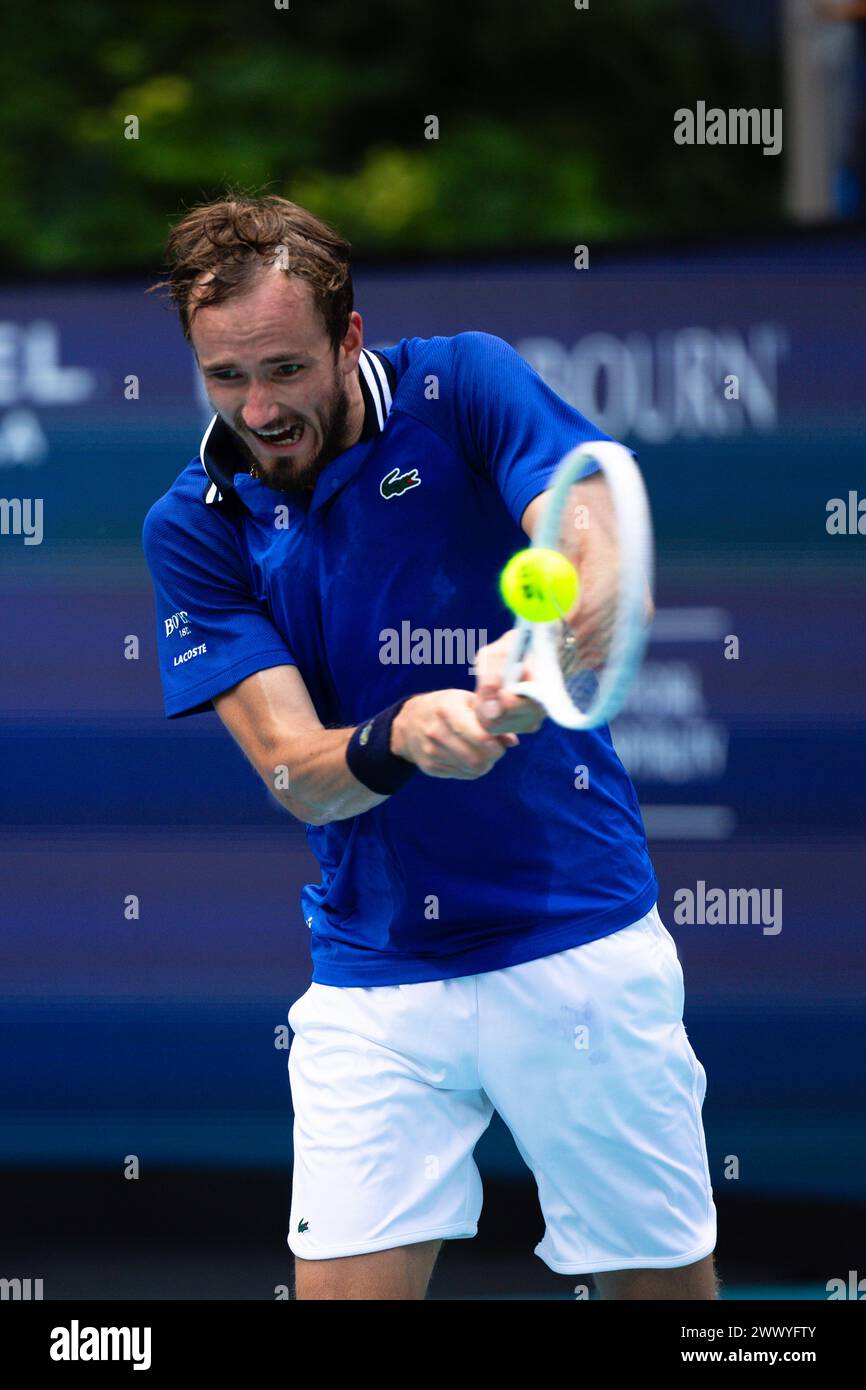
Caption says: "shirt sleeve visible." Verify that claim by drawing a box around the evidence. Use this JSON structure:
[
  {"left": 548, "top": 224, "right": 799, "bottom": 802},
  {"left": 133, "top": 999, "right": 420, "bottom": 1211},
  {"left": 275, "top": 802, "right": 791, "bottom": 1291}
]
[
  {"left": 142, "top": 492, "right": 297, "bottom": 719},
  {"left": 452, "top": 331, "right": 611, "bottom": 529}
]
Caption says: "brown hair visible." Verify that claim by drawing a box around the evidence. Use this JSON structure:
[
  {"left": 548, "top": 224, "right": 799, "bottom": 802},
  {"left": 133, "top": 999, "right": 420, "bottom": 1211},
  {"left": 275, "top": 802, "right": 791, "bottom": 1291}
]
[{"left": 148, "top": 192, "right": 354, "bottom": 352}]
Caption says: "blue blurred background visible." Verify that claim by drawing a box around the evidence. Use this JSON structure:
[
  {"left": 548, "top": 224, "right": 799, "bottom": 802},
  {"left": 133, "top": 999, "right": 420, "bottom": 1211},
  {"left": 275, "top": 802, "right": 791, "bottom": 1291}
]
[{"left": 1, "top": 0, "right": 865, "bottom": 1299}]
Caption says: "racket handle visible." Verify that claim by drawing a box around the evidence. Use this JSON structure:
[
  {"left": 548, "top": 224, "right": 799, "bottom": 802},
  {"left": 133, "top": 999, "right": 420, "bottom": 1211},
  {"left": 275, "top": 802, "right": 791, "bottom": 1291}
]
[
  {"left": 502, "top": 623, "right": 533, "bottom": 691},
  {"left": 508, "top": 679, "right": 540, "bottom": 700}
]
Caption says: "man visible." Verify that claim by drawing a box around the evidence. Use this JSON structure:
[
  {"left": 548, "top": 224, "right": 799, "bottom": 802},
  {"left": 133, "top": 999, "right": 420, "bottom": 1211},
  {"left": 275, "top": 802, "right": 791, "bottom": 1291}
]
[{"left": 143, "top": 194, "right": 717, "bottom": 1300}]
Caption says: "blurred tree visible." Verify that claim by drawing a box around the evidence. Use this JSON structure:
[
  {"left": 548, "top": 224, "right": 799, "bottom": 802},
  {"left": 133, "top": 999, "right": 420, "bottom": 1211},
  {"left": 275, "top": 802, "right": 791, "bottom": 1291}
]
[{"left": 0, "top": 0, "right": 780, "bottom": 270}]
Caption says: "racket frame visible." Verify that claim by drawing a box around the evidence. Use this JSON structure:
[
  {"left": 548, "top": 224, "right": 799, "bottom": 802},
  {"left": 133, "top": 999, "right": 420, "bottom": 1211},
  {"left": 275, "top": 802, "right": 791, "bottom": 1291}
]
[{"left": 502, "top": 440, "right": 654, "bottom": 729}]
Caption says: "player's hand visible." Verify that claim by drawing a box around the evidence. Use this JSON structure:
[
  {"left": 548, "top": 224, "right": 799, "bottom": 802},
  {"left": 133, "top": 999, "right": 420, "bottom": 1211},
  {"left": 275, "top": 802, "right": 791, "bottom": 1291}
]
[
  {"left": 391, "top": 689, "right": 518, "bottom": 779},
  {"left": 471, "top": 630, "right": 547, "bottom": 736}
]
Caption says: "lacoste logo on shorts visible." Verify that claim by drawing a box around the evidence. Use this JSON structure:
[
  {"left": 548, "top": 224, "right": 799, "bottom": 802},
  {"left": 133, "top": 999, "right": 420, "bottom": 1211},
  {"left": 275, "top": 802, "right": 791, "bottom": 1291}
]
[{"left": 297, "top": 1218, "right": 309, "bottom": 1233}]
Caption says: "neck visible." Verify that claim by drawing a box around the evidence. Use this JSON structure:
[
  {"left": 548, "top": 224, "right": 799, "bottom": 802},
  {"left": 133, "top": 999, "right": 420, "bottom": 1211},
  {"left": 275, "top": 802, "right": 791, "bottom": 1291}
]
[{"left": 342, "top": 362, "right": 366, "bottom": 450}]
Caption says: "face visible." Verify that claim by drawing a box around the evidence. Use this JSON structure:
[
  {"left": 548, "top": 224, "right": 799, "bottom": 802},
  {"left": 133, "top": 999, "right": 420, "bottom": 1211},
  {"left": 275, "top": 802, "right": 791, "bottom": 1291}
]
[{"left": 190, "top": 266, "right": 364, "bottom": 495}]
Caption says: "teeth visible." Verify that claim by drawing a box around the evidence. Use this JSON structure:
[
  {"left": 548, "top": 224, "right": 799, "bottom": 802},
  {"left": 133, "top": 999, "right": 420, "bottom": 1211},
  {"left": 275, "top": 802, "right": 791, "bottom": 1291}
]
[{"left": 256, "top": 424, "right": 302, "bottom": 441}]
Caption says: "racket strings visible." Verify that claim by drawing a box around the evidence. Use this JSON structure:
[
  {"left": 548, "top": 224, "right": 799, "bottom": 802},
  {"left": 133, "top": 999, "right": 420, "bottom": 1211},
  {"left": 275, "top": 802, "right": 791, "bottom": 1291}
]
[
  {"left": 510, "top": 441, "right": 652, "bottom": 728},
  {"left": 553, "top": 504, "right": 620, "bottom": 694}
]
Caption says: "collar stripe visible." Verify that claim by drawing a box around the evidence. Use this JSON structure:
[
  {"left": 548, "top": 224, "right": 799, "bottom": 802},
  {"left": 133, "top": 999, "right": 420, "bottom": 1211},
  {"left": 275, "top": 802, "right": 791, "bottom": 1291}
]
[
  {"left": 199, "top": 416, "right": 224, "bottom": 504},
  {"left": 364, "top": 348, "right": 393, "bottom": 415},
  {"left": 358, "top": 351, "right": 385, "bottom": 431}
]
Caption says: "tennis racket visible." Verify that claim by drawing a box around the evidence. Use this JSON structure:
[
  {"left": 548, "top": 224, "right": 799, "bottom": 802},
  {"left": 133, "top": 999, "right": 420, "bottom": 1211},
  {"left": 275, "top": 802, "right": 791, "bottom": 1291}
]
[{"left": 501, "top": 440, "right": 654, "bottom": 729}]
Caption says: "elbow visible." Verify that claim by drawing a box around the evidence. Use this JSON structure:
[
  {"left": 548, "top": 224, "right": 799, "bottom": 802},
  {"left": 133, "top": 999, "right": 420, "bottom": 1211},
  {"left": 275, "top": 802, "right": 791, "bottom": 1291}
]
[
  {"left": 271, "top": 787, "right": 332, "bottom": 827},
  {"left": 283, "top": 793, "right": 362, "bottom": 827},
  {"left": 270, "top": 782, "right": 336, "bottom": 827},
  {"left": 294, "top": 803, "right": 332, "bottom": 828}
]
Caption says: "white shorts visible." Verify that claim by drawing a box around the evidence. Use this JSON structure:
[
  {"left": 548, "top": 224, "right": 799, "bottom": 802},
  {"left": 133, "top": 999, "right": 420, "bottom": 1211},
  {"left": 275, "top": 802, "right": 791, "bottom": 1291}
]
[{"left": 286, "top": 903, "right": 717, "bottom": 1273}]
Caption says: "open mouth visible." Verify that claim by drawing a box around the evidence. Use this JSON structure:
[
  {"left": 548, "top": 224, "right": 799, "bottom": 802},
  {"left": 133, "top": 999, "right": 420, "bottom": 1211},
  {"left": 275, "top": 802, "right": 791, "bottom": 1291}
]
[{"left": 248, "top": 422, "right": 306, "bottom": 451}]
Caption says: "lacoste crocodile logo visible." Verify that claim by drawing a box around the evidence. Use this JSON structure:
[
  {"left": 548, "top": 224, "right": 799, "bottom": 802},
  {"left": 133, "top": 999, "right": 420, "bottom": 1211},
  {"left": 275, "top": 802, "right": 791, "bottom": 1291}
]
[
  {"left": 298, "top": 1218, "right": 309, "bottom": 1233},
  {"left": 380, "top": 466, "right": 421, "bottom": 499}
]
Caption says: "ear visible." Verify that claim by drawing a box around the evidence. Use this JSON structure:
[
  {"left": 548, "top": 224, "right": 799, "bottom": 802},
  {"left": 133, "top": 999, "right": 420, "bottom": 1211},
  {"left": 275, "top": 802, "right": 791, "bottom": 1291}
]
[{"left": 339, "top": 311, "right": 363, "bottom": 371}]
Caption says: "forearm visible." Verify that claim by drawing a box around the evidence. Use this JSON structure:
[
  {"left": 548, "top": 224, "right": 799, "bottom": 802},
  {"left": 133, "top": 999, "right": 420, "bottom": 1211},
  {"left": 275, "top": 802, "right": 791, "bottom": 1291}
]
[
  {"left": 570, "top": 468, "right": 653, "bottom": 624},
  {"left": 276, "top": 689, "right": 515, "bottom": 820},
  {"left": 270, "top": 725, "right": 391, "bottom": 825}
]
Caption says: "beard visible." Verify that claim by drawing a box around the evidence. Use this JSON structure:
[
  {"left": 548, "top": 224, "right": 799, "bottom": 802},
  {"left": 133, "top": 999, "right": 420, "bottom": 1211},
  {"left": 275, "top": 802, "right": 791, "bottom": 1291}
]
[{"left": 233, "top": 373, "right": 351, "bottom": 497}]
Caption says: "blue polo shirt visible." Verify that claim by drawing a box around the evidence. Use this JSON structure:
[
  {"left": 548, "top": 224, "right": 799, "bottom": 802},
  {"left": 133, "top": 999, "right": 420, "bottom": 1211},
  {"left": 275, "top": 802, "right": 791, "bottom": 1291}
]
[{"left": 142, "top": 332, "right": 657, "bottom": 985}]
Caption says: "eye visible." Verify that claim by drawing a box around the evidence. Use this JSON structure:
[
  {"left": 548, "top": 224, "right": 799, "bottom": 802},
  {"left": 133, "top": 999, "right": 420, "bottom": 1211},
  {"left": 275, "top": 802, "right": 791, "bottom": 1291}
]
[
  {"left": 274, "top": 364, "right": 302, "bottom": 376},
  {"left": 209, "top": 370, "right": 242, "bottom": 382}
]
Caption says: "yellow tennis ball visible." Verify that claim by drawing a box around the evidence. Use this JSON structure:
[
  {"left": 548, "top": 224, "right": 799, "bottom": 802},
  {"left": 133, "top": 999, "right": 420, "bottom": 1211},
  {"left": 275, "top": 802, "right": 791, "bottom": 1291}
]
[{"left": 500, "top": 547, "right": 580, "bottom": 622}]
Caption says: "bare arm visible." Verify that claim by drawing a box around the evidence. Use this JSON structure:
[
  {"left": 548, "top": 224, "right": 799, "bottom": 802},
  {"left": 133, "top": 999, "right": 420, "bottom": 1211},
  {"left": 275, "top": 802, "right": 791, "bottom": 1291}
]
[
  {"left": 213, "top": 664, "right": 388, "bottom": 825},
  {"left": 213, "top": 663, "right": 517, "bottom": 827},
  {"left": 474, "top": 468, "right": 651, "bottom": 733}
]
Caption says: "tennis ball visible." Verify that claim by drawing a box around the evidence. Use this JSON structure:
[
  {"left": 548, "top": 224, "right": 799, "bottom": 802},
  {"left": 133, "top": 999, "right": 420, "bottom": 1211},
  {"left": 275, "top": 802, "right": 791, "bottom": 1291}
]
[{"left": 500, "top": 547, "right": 580, "bottom": 622}]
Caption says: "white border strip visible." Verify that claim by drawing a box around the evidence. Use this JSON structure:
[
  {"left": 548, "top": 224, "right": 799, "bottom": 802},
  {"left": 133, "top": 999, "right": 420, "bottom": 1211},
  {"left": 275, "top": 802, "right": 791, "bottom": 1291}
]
[
  {"left": 199, "top": 414, "right": 223, "bottom": 503},
  {"left": 358, "top": 351, "right": 386, "bottom": 430}
]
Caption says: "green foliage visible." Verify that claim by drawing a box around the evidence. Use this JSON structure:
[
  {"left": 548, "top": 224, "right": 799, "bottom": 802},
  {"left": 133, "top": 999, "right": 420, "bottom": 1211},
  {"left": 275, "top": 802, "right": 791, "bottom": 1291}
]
[{"left": 0, "top": 0, "right": 780, "bottom": 270}]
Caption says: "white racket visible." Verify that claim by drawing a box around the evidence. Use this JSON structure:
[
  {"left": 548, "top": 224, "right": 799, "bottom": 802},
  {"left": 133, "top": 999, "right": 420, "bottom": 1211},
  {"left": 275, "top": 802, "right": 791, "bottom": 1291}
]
[{"left": 501, "top": 440, "right": 654, "bottom": 729}]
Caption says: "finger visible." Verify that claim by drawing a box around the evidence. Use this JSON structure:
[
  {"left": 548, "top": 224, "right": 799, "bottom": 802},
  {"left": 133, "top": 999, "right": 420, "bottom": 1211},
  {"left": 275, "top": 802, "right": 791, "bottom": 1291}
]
[
  {"left": 478, "top": 691, "right": 546, "bottom": 735},
  {"left": 473, "top": 633, "right": 522, "bottom": 719},
  {"left": 474, "top": 666, "right": 507, "bottom": 724},
  {"left": 433, "top": 703, "right": 510, "bottom": 771},
  {"left": 425, "top": 719, "right": 518, "bottom": 775},
  {"left": 424, "top": 742, "right": 506, "bottom": 778},
  {"left": 444, "top": 719, "right": 508, "bottom": 767},
  {"left": 475, "top": 679, "right": 524, "bottom": 728}
]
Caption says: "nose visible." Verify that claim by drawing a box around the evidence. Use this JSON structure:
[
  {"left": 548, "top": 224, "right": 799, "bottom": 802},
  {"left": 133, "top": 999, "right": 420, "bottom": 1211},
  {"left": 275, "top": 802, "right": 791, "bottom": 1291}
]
[{"left": 241, "top": 381, "right": 281, "bottom": 432}]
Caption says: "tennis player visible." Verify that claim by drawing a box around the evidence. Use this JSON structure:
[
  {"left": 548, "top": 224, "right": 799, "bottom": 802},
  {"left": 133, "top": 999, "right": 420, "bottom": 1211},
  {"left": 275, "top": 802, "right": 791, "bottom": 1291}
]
[{"left": 142, "top": 194, "right": 718, "bottom": 1301}]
